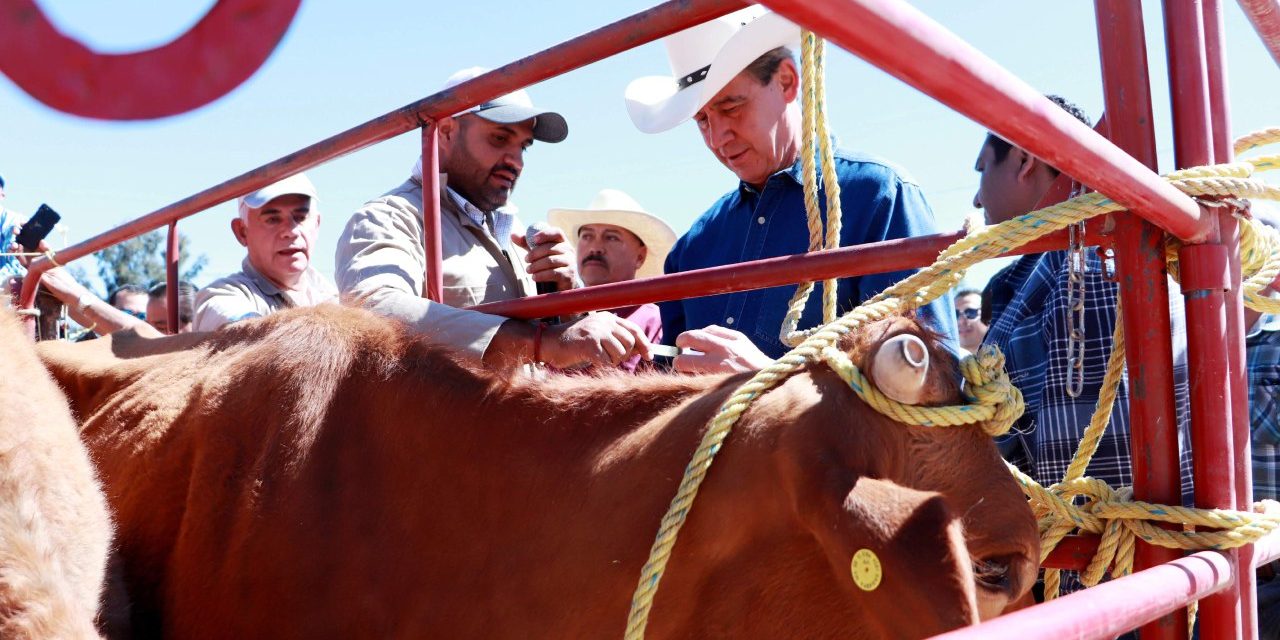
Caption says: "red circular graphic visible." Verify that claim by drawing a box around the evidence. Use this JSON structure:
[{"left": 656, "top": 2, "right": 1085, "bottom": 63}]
[{"left": 0, "top": 0, "right": 302, "bottom": 120}]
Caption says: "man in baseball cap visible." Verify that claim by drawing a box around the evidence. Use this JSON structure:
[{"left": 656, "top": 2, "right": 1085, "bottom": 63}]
[
  {"left": 193, "top": 172, "right": 338, "bottom": 331},
  {"left": 625, "top": 6, "right": 956, "bottom": 373},
  {"left": 336, "top": 67, "right": 653, "bottom": 370}
]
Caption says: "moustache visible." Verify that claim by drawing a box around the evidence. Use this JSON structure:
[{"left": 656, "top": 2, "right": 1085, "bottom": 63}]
[
  {"left": 491, "top": 163, "right": 520, "bottom": 177},
  {"left": 582, "top": 254, "right": 608, "bottom": 267}
]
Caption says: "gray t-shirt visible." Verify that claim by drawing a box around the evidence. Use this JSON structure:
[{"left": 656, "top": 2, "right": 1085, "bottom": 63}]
[{"left": 193, "top": 258, "right": 338, "bottom": 332}]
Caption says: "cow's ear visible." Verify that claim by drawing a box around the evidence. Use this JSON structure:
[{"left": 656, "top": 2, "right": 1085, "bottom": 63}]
[{"left": 795, "top": 476, "right": 980, "bottom": 638}]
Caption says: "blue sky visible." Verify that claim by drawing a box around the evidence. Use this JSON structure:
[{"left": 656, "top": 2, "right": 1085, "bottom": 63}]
[{"left": 2, "top": 0, "right": 1277, "bottom": 294}]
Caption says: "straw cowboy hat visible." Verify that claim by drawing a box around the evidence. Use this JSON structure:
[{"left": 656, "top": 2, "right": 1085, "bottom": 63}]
[
  {"left": 625, "top": 5, "right": 801, "bottom": 134},
  {"left": 547, "top": 189, "right": 677, "bottom": 279}
]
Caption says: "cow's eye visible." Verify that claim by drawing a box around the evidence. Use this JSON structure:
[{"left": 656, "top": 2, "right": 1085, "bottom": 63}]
[{"left": 972, "top": 557, "right": 1011, "bottom": 591}]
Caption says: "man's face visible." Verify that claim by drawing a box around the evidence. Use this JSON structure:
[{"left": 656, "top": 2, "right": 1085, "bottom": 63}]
[
  {"left": 232, "top": 194, "right": 319, "bottom": 288},
  {"left": 955, "top": 292, "right": 988, "bottom": 353},
  {"left": 577, "top": 223, "right": 647, "bottom": 286},
  {"left": 112, "top": 291, "right": 148, "bottom": 317},
  {"left": 443, "top": 116, "right": 535, "bottom": 212},
  {"left": 972, "top": 139, "right": 1044, "bottom": 225},
  {"left": 693, "top": 60, "right": 799, "bottom": 188},
  {"left": 145, "top": 296, "right": 190, "bottom": 334}
]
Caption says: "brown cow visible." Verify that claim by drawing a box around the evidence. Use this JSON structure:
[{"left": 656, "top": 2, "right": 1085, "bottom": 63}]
[
  {"left": 0, "top": 311, "right": 112, "bottom": 638},
  {"left": 37, "top": 304, "right": 1038, "bottom": 639}
]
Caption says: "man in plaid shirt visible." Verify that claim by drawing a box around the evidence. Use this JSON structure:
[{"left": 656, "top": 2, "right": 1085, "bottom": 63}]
[
  {"left": 974, "top": 97, "right": 1194, "bottom": 601},
  {"left": 1243, "top": 206, "right": 1280, "bottom": 636}
]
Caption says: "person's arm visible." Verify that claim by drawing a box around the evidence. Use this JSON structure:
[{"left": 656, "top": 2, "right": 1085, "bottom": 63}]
[
  {"left": 39, "top": 267, "right": 142, "bottom": 335},
  {"left": 336, "top": 200, "right": 649, "bottom": 368},
  {"left": 8, "top": 240, "right": 141, "bottom": 335}
]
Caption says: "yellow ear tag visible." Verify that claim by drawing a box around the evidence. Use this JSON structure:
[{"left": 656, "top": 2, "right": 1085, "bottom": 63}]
[{"left": 851, "top": 548, "right": 882, "bottom": 591}]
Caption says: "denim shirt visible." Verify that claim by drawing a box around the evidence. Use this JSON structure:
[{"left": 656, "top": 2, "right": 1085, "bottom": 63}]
[{"left": 660, "top": 149, "right": 958, "bottom": 359}]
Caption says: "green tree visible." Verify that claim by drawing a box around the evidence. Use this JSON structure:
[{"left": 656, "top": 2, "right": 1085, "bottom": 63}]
[{"left": 95, "top": 229, "right": 207, "bottom": 295}]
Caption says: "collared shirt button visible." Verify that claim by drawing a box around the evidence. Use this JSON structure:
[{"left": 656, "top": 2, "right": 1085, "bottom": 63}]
[
  {"left": 756, "top": 216, "right": 766, "bottom": 225},
  {"left": 726, "top": 317, "right": 735, "bottom": 325}
]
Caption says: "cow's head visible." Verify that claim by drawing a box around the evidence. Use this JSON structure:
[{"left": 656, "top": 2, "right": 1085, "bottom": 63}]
[{"left": 714, "top": 314, "right": 1037, "bottom": 638}]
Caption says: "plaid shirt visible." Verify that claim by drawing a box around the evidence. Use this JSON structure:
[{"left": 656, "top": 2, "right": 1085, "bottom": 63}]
[
  {"left": 1247, "top": 314, "right": 1280, "bottom": 501},
  {"left": 983, "top": 249, "right": 1194, "bottom": 501}
]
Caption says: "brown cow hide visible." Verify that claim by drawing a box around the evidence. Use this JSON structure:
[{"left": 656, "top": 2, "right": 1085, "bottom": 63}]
[
  {"left": 37, "top": 304, "right": 1038, "bottom": 639},
  {"left": 0, "top": 311, "right": 112, "bottom": 638}
]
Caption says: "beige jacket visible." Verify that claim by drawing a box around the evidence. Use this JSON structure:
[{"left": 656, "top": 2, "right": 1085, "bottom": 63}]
[{"left": 335, "top": 175, "right": 534, "bottom": 360}]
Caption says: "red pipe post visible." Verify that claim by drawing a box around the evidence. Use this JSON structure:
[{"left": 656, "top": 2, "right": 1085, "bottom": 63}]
[
  {"left": 15, "top": 0, "right": 750, "bottom": 323},
  {"left": 758, "top": 0, "right": 1212, "bottom": 243},
  {"left": 471, "top": 226, "right": 1093, "bottom": 319},
  {"left": 1094, "top": 4, "right": 1188, "bottom": 638},
  {"left": 1204, "top": 0, "right": 1259, "bottom": 634},
  {"left": 166, "top": 222, "right": 179, "bottom": 334},
  {"left": 1165, "top": 1, "right": 1244, "bottom": 636},
  {"left": 929, "top": 551, "right": 1236, "bottom": 640},
  {"left": 422, "top": 123, "right": 444, "bottom": 303},
  {"left": 1179, "top": 242, "right": 1242, "bottom": 638},
  {"left": 1203, "top": 0, "right": 1234, "bottom": 163},
  {"left": 1238, "top": 0, "right": 1280, "bottom": 67}
]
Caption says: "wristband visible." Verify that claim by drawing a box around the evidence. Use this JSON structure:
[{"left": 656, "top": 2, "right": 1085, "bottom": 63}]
[
  {"left": 533, "top": 322, "right": 546, "bottom": 364},
  {"left": 75, "top": 293, "right": 95, "bottom": 315}
]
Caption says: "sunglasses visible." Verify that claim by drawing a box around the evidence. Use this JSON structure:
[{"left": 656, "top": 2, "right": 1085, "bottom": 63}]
[{"left": 956, "top": 308, "right": 981, "bottom": 321}]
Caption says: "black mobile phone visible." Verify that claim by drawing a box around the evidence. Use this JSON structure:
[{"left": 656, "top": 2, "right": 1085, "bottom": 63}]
[{"left": 15, "top": 204, "right": 61, "bottom": 252}]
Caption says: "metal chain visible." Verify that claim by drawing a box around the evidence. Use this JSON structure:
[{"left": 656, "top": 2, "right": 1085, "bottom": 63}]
[{"left": 1066, "top": 221, "right": 1087, "bottom": 398}]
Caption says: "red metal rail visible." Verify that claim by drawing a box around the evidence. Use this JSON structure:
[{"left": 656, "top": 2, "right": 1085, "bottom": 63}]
[
  {"left": 165, "top": 222, "right": 180, "bottom": 334},
  {"left": 1239, "top": 0, "right": 1280, "bottom": 66},
  {"left": 1094, "top": 4, "right": 1188, "bottom": 636},
  {"left": 1165, "top": 1, "right": 1251, "bottom": 637},
  {"left": 471, "top": 227, "right": 1096, "bottom": 319},
  {"left": 14, "top": 0, "right": 751, "bottom": 320},
  {"left": 758, "top": 0, "right": 1212, "bottom": 244},
  {"left": 930, "top": 551, "right": 1237, "bottom": 640},
  {"left": 1207, "top": 4, "right": 1261, "bottom": 635}
]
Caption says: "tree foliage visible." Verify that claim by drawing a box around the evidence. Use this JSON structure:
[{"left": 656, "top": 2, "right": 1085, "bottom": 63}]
[{"left": 94, "top": 229, "right": 207, "bottom": 295}]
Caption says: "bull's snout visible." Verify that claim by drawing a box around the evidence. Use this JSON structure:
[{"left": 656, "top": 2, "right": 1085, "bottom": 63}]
[{"left": 873, "top": 334, "right": 929, "bottom": 405}]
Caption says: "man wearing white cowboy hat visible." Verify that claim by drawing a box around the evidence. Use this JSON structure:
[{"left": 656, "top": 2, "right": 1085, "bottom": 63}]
[
  {"left": 337, "top": 67, "right": 653, "bottom": 370},
  {"left": 549, "top": 188, "right": 676, "bottom": 372},
  {"left": 194, "top": 173, "right": 338, "bottom": 331},
  {"left": 626, "top": 6, "right": 956, "bottom": 374}
]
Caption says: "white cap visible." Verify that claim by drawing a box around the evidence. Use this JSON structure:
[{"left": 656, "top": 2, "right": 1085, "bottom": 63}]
[
  {"left": 443, "top": 67, "right": 569, "bottom": 143},
  {"left": 238, "top": 173, "right": 317, "bottom": 219}
]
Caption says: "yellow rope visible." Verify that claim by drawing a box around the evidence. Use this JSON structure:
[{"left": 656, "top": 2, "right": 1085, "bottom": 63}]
[
  {"left": 781, "top": 31, "right": 843, "bottom": 348},
  {"left": 624, "top": 77, "right": 1280, "bottom": 639}
]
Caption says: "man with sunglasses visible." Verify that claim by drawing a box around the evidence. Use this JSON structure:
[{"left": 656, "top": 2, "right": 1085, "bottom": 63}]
[{"left": 954, "top": 288, "right": 986, "bottom": 354}]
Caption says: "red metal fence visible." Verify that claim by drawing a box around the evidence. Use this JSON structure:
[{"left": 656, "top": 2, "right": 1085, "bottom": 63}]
[{"left": 15, "top": 0, "right": 1280, "bottom": 638}]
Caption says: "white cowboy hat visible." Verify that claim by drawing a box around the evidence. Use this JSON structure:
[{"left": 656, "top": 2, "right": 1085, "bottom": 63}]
[
  {"left": 625, "top": 6, "right": 801, "bottom": 134},
  {"left": 547, "top": 189, "right": 678, "bottom": 279}
]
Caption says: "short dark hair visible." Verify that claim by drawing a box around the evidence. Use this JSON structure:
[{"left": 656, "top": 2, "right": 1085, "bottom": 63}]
[
  {"left": 107, "top": 284, "right": 148, "bottom": 307},
  {"left": 743, "top": 47, "right": 794, "bottom": 85},
  {"left": 148, "top": 281, "right": 198, "bottom": 324},
  {"left": 956, "top": 288, "right": 982, "bottom": 299},
  {"left": 983, "top": 95, "right": 1092, "bottom": 177}
]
